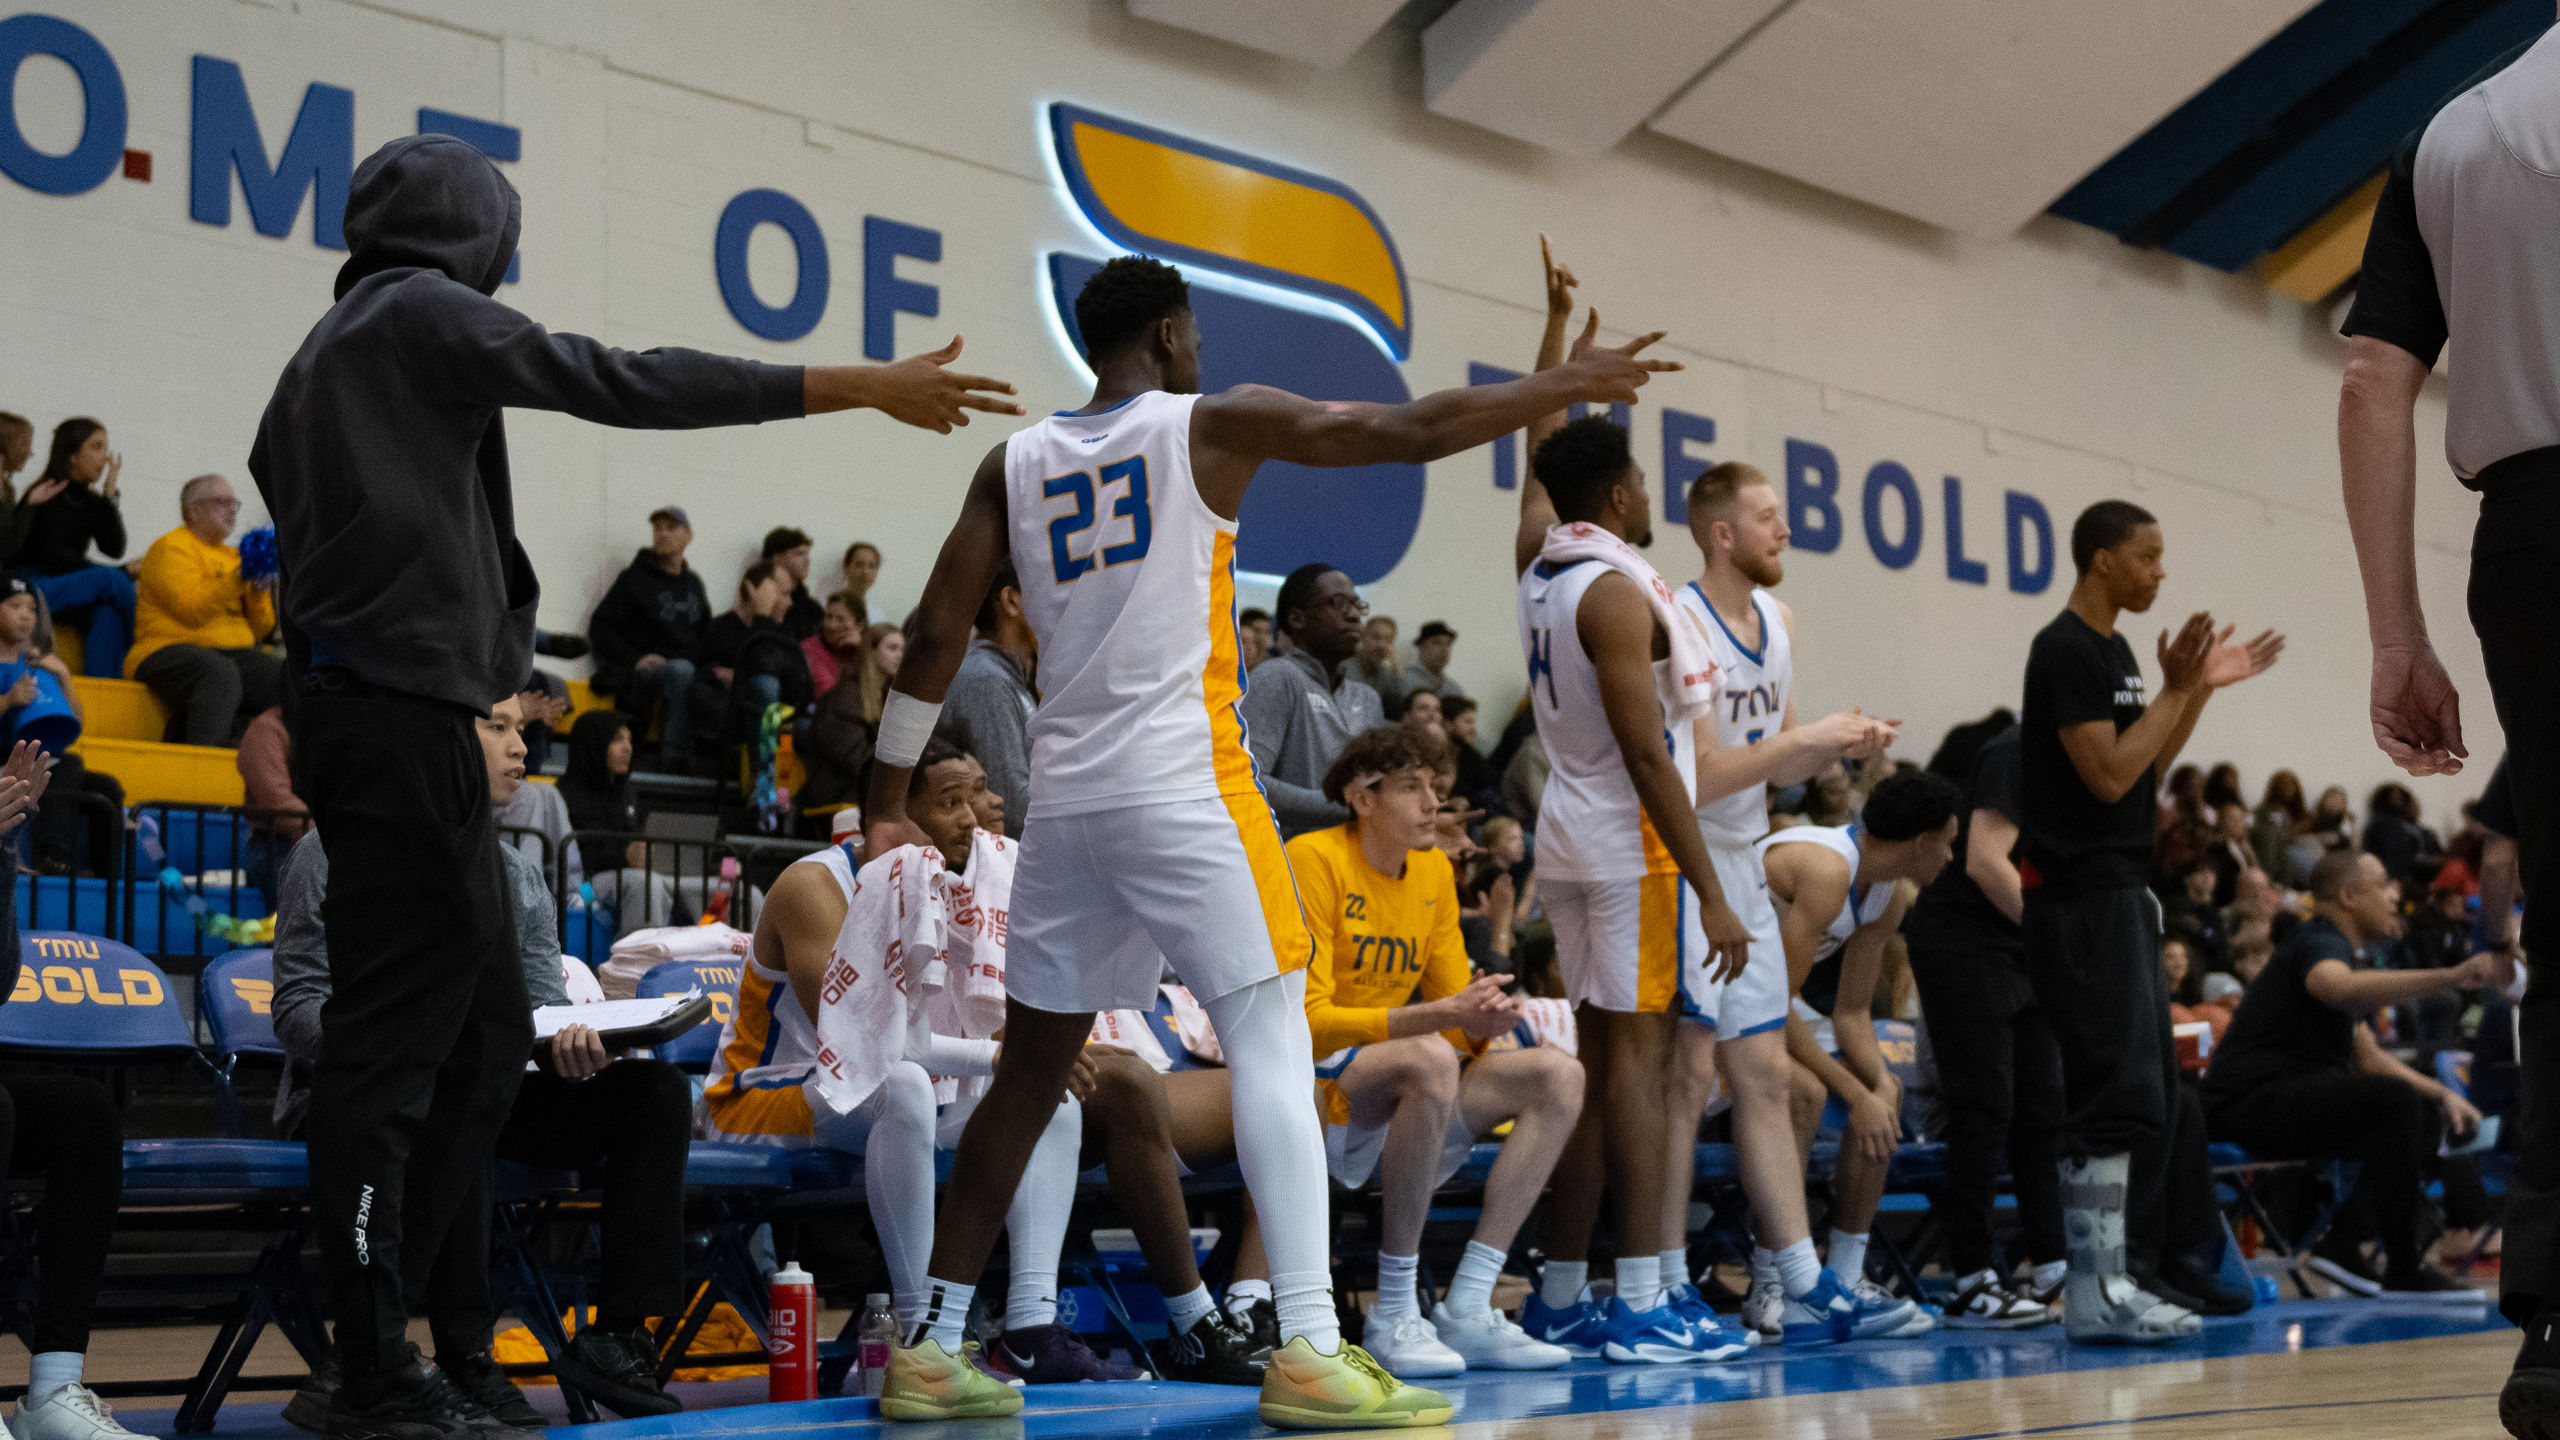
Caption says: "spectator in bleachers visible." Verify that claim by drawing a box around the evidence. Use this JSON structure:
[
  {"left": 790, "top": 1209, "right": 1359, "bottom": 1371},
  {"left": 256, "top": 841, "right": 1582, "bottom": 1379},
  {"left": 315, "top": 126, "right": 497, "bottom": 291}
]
[
  {"left": 1400, "top": 620, "right": 1465, "bottom": 703},
  {"left": 1499, "top": 731, "right": 1546, "bottom": 831},
  {"left": 126, "top": 474, "right": 282, "bottom": 745},
  {"left": 1293, "top": 726, "right": 1584, "bottom": 1376},
  {"left": 1238, "top": 606, "right": 1272, "bottom": 672},
  {"left": 1438, "top": 696, "right": 1503, "bottom": 817},
  {"left": 588, "top": 507, "right": 716, "bottom": 773},
  {"left": 2297, "top": 785, "right": 2357, "bottom": 884},
  {"left": 703, "top": 558, "right": 812, "bottom": 749},
  {"left": 559, "top": 710, "right": 643, "bottom": 836},
  {"left": 837, "top": 540, "right": 880, "bottom": 626},
  {"left": 2398, "top": 871, "right": 2480, "bottom": 1059},
  {"left": 274, "top": 695, "right": 693, "bottom": 1423},
  {"left": 511, "top": 671, "right": 570, "bottom": 775},
  {"left": 2250, "top": 770, "right": 2308, "bottom": 878},
  {"left": 2362, "top": 783, "right": 2441, "bottom": 888},
  {"left": 763, "top": 526, "right": 823, "bottom": 640},
  {"left": 2202, "top": 763, "right": 2245, "bottom": 823},
  {"left": 856, "top": 619, "right": 903, "bottom": 724},
  {"left": 1399, "top": 689, "right": 1444, "bottom": 744},
  {"left": 236, "top": 705, "right": 308, "bottom": 899},
  {"left": 10, "top": 419, "right": 134, "bottom": 679},
  {"left": 802, "top": 592, "right": 863, "bottom": 699},
  {"left": 1350, "top": 614, "right": 1403, "bottom": 717},
  {"left": 2202, "top": 850, "right": 2492, "bottom": 1299},
  {"left": 2161, "top": 861, "right": 2229, "bottom": 974},
  {"left": 1239, "top": 563, "right": 1381, "bottom": 839},
  {"left": 0, "top": 413, "right": 30, "bottom": 502},
  {"left": 0, "top": 738, "right": 137, "bottom": 1440},
  {"left": 940, "top": 560, "right": 1034, "bottom": 839},
  {"left": 0, "top": 578, "right": 121, "bottom": 876}
]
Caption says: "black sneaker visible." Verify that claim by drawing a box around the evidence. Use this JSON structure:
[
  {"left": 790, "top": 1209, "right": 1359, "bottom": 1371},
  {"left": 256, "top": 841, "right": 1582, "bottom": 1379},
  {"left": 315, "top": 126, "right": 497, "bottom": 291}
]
[
  {"left": 283, "top": 1359, "right": 337, "bottom": 1436},
  {"left": 442, "top": 1353, "right": 548, "bottom": 1431},
  {"left": 2505, "top": 1307, "right": 2560, "bottom": 1440},
  {"left": 1227, "top": 1298, "right": 1280, "bottom": 1365},
  {"left": 2306, "top": 1239, "right": 2384, "bottom": 1298},
  {"left": 2379, "top": 1265, "right": 2490, "bottom": 1305},
  {"left": 551, "top": 1324, "right": 681, "bottom": 1419},
  {"left": 1145, "top": 1307, "right": 1264, "bottom": 1386},
  {"left": 325, "top": 1357, "right": 476, "bottom": 1440},
  {"left": 2155, "top": 1255, "right": 2255, "bottom": 1317},
  {"left": 990, "top": 1324, "right": 1141, "bottom": 1383}
]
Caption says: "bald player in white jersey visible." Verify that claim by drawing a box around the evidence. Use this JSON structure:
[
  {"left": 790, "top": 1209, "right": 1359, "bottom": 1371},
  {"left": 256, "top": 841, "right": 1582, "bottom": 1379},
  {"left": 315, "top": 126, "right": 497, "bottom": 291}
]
[
  {"left": 862, "top": 255, "right": 1677, "bottom": 1428},
  {"left": 1668, "top": 460, "right": 1903, "bottom": 1343}
]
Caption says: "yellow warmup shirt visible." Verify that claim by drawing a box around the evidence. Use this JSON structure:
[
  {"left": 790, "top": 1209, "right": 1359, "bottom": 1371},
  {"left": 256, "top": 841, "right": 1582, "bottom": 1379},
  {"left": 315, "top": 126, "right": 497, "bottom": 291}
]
[
  {"left": 1289, "top": 823, "right": 1481, "bottom": 1119},
  {"left": 126, "top": 527, "right": 276, "bottom": 679}
]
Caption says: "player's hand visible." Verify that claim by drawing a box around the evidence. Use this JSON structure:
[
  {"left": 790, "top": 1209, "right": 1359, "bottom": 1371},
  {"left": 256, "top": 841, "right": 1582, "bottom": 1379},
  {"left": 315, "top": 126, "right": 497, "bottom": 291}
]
[
  {"left": 2448, "top": 953, "right": 2501, "bottom": 990},
  {"left": 863, "top": 813, "right": 931, "bottom": 860},
  {"left": 3, "top": 739, "right": 55, "bottom": 808},
  {"left": 1695, "top": 896, "right": 1753, "bottom": 984},
  {"left": 549, "top": 1024, "right": 611, "bottom": 1081},
  {"left": 1539, "top": 234, "right": 1578, "bottom": 319},
  {"left": 2441, "top": 1087, "right": 2484, "bottom": 1140},
  {"left": 1066, "top": 1045, "right": 1104, "bottom": 1102},
  {"left": 2155, "top": 611, "right": 2216, "bottom": 696},
  {"left": 1562, "top": 311, "right": 1683, "bottom": 406},
  {"left": 1846, "top": 1090, "right": 1899, "bottom": 1164},
  {"left": 2370, "top": 640, "right": 2467, "bottom": 777},
  {"left": 0, "top": 775, "right": 30, "bottom": 839},
  {"left": 2204, "top": 625, "right": 2284, "bottom": 688},
  {"left": 824, "top": 337, "right": 1026, "bottom": 434},
  {"left": 1442, "top": 975, "right": 1523, "bottom": 1040}
]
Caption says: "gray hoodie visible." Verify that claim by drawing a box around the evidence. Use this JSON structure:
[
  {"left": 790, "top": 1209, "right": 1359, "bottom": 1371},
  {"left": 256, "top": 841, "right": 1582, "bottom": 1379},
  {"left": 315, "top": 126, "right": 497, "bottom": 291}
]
[
  {"left": 249, "top": 134, "right": 804, "bottom": 710},
  {"left": 1238, "top": 647, "right": 1382, "bottom": 838}
]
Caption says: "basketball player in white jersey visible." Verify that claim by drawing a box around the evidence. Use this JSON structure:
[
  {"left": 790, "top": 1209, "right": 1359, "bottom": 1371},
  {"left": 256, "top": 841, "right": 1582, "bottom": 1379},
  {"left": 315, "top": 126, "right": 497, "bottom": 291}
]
[
  {"left": 1671, "top": 461, "right": 1908, "bottom": 1345},
  {"left": 861, "top": 255, "right": 1676, "bottom": 1427},
  {"left": 1755, "top": 769, "right": 1964, "bottom": 1341}
]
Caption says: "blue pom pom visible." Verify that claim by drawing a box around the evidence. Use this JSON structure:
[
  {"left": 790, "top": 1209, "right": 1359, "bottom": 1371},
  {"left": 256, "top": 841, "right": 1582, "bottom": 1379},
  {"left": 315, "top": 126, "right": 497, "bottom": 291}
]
[{"left": 238, "top": 526, "right": 279, "bottom": 583}]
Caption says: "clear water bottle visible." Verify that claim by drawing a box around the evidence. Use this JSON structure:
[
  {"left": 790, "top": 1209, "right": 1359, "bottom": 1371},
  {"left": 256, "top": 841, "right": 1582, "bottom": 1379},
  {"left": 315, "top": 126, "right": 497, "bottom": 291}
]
[{"left": 858, "top": 1293, "right": 897, "bottom": 1399}]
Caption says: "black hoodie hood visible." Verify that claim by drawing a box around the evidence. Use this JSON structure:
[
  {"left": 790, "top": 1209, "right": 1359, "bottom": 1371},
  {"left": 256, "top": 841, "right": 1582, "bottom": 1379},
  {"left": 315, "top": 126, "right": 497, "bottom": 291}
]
[
  {"left": 560, "top": 709, "right": 640, "bottom": 833},
  {"left": 334, "top": 134, "right": 520, "bottom": 301}
]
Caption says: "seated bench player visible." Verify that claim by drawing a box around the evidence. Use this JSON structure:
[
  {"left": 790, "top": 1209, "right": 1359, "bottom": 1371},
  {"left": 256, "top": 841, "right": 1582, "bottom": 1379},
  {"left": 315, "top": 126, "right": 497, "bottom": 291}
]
[
  {"left": 1295, "top": 727, "right": 1617, "bottom": 1375},
  {"left": 1745, "top": 768, "right": 1963, "bottom": 1344}
]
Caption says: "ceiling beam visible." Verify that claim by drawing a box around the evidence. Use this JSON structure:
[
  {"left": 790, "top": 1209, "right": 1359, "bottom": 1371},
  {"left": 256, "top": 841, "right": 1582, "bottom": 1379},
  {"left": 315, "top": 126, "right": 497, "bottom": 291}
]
[{"left": 1422, "top": 0, "right": 1787, "bottom": 156}]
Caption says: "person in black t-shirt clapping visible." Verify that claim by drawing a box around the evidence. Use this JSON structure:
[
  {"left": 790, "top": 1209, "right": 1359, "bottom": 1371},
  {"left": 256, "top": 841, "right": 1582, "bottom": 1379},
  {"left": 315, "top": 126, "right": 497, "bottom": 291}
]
[
  {"left": 2018, "top": 500, "right": 2281, "bottom": 1346},
  {"left": 2203, "top": 850, "right": 2494, "bottom": 1301}
]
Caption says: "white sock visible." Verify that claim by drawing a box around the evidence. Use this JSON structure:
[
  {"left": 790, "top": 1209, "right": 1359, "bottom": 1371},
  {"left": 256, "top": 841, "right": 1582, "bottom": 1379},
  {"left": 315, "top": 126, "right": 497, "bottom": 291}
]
[
  {"left": 1164, "top": 1284, "right": 1215, "bottom": 1337},
  {"left": 1448, "top": 1240, "right": 1507, "bottom": 1316},
  {"left": 1542, "top": 1260, "right": 1589, "bottom": 1310},
  {"left": 1225, "top": 1278, "right": 1272, "bottom": 1318},
  {"left": 1205, "top": 974, "right": 1339, "bottom": 1351},
  {"left": 1776, "top": 1239, "right": 1823, "bottom": 1299},
  {"left": 2032, "top": 1259, "right": 2068, "bottom": 1292},
  {"left": 1374, "top": 1252, "right": 1421, "bottom": 1320},
  {"left": 1002, "top": 1097, "right": 1082, "bottom": 1331},
  {"left": 1749, "top": 1246, "right": 1781, "bottom": 1287},
  {"left": 1615, "top": 1254, "right": 1661, "bottom": 1313},
  {"left": 1274, "top": 1270, "right": 1340, "bottom": 1354},
  {"left": 1659, "top": 1247, "right": 1692, "bottom": 1293},
  {"left": 1828, "top": 1230, "right": 1869, "bottom": 1287},
  {"left": 913, "top": 1279, "right": 974, "bottom": 1353},
  {"left": 27, "top": 1352, "right": 80, "bottom": 1405}
]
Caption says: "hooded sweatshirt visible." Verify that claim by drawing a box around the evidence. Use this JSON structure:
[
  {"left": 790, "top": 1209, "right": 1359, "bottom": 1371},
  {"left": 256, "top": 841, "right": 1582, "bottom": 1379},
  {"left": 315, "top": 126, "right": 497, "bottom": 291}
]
[
  {"left": 248, "top": 135, "right": 805, "bottom": 712},
  {"left": 559, "top": 709, "right": 642, "bottom": 834}
]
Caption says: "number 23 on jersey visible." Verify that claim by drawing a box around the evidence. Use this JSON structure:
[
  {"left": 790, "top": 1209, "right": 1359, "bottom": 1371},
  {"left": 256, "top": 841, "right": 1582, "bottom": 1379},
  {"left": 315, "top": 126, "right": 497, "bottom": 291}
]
[{"left": 1044, "top": 455, "right": 1154, "bottom": 583}]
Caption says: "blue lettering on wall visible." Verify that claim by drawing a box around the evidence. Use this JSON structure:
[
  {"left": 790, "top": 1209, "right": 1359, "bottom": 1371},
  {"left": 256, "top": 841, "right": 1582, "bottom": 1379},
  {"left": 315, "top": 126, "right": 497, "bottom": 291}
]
[
  {"left": 715, "top": 188, "right": 828, "bottom": 342},
  {"left": 1469, "top": 363, "right": 1522, "bottom": 490},
  {"left": 0, "top": 14, "right": 124, "bottom": 196},
  {"left": 1661, "top": 408, "right": 1716, "bottom": 524},
  {"left": 863, "top": 216, "right": 939, "bottom": 361},
  {"left": 416, "top": 109, "right": 521, "bottom": 283},
  {"left": 2006, "top": 490, "right": 2054, "bottom": 595},
  {"left": 1943, "top": 475, "right": 1988, "bottom": 585},
  {"left": 1785, "top": 439, "right": 1841, "bottom": 554},
  {"left": 189, "top": 56, "right": 352, "bottom": 248},
  {"left": 1862, "top": 461, "right": 1921, "bottom": 570}
]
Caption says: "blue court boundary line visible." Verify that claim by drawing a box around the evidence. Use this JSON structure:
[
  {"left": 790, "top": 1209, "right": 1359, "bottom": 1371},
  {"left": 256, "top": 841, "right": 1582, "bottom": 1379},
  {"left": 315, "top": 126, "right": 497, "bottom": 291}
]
[{"left": 1933, "top": 1390, "right": 2498, "bottom": 1440}]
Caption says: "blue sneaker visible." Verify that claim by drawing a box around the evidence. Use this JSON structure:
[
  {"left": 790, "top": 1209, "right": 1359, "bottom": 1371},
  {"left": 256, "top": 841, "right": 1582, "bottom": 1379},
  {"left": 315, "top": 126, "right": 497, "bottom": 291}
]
[
  {"left": 1782, "top": 1269, "right": 1922, "bottom": 1346},
  {"left": 1598, "top": 1295, "right": 1701, "bottom": 1365},
  {"left": 1663, "top": 1281, "right": 1757, "bottom": 1360},
  {"left": 1518, "top": 1286, "right": 1606, "bottom": 1356}
]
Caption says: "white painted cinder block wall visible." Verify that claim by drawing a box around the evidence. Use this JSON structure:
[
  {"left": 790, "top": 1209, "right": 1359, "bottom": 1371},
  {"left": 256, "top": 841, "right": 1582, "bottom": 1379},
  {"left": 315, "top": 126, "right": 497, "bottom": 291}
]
[{"left": 0, "top": 0, "right": 2492, "bottom": 823}]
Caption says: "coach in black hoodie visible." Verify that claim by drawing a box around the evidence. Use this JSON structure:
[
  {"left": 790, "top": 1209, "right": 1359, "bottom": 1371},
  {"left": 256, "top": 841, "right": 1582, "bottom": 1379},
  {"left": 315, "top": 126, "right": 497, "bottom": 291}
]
[{"left": 247, "top": 134, "right": 1017, "bottom": 1439}]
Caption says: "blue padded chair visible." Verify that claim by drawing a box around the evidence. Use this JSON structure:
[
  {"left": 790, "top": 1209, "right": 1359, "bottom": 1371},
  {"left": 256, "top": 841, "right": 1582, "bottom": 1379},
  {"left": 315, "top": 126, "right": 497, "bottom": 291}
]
[
  {"left": 0, "top": 934, "right": 321, "bottom": 1431},
  {"left": 199, "top": 948, "right": 288, "bottom": 1138},
  {"left": 634, "top": 957, "right": 738, "bottom": 1072}
]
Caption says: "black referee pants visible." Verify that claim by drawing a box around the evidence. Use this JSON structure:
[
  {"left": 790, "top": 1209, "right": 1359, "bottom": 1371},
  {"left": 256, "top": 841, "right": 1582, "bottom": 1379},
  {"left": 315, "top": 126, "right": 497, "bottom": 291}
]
[
  {"left": 294, "top": 677, "right": 530, "bottom": 1380},
  {"left": 1905, "top": 943, "right": 2066, "bottom": 1278},
  {"left": 2470, "top": 470, "right": 2560, "bottom": 1326}
]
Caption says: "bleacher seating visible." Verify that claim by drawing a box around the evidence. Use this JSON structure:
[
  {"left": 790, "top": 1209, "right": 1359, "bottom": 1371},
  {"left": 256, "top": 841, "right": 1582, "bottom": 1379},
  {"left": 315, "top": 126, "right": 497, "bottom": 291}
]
[{"left": 63, "top": 674, "right": 247, "bottom": 807}]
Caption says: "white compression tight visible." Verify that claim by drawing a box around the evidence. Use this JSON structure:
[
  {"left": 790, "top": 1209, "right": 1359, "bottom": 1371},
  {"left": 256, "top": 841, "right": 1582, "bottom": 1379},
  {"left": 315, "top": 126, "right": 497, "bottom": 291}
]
[
  {"left": 1003, "top": 1094, "right": 1084, "bottom": 1330},
  {"left": 811, "top": 1062, "right": 1084, "bottom": 1327},
  {"left": 1203, "top": 970, "right": 1339, "bottom": 1351}
]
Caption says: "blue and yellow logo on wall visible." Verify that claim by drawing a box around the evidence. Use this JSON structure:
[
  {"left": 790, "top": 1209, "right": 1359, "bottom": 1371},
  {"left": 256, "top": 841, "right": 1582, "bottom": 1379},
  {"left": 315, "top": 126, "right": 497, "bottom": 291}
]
[{"left": 1046, "top": 104, "right": 1421, "bottom": 583}]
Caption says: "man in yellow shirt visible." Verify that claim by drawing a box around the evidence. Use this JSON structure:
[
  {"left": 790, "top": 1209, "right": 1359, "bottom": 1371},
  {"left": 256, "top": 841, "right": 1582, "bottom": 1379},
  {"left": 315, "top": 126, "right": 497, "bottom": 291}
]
[
  {"left": 1292, "top": 726, "right": 1588, "bottom": 1378},
  {"left": 128, "top": 475, "right": 280, "bottom": 746}
]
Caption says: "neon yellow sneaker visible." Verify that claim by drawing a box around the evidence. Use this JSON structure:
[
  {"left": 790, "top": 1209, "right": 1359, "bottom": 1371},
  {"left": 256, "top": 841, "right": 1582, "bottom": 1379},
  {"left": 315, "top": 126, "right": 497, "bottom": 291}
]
[
  {"left": 878, "top": 1338, "right": 1024, "bottom": 1421},
  {"left": 1258, "top": 1336, "right": 1455, "bottom": 1429}
]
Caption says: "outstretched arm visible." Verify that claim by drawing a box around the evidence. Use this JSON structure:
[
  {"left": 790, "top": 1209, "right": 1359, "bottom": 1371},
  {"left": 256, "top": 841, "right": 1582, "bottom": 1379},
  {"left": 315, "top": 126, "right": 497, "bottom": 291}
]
[
  {"left": 864, "top": 444, "right": 1011, "bottom": 849},
  {"left": 1516, "top": 236, "right": 1580, "bottom": 576}
]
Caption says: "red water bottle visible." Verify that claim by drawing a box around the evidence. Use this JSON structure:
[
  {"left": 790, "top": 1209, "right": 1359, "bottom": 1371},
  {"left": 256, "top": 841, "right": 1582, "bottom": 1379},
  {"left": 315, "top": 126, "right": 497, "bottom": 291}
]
[{"left": 768, "top": 1262, "right": 816, "bottom": 1402}]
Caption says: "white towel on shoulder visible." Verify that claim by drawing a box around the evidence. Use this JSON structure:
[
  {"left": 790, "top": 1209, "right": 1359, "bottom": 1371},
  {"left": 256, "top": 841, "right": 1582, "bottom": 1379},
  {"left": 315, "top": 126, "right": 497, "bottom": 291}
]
[{"left": 1537, "top": 522, "right": 1720, "bottom": 724}]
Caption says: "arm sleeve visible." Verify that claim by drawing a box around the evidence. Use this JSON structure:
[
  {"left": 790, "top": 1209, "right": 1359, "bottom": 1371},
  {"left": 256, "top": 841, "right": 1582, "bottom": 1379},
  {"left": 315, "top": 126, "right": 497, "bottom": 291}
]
[
  {"left": 0, "top": 501, "right": 34, "bottom": 566},
  {"left": 1293, "top": 840, "right": 1391, "bottom": 1056},
  {"left": 268, "top": 836, "right": 331, "bottom": 1065},
  {"left": 2340, "top": 127, "right": 2449, "bottom": 369},
  {"left": 414, "top": 280, "right": 806, "bottom": 428},
  {"left": 504, "top": 848, "right": 571, "bottom": 1011},
  {"left": 90, "top": 492, "right": 124, "bottom": 561},
  {"left": 1977, "top": 734, "right": 2023, "bottom": 826},
  {"left": 903, "top": 1027, "right": 1000, "bottom": 1077}
]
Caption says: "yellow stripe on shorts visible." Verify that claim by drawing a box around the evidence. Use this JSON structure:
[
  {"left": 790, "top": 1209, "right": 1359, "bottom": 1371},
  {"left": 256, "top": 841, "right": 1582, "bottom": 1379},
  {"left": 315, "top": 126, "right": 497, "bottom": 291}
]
[{"left": 1637, "top": 873, "right": 1681, "bottom": 1013}]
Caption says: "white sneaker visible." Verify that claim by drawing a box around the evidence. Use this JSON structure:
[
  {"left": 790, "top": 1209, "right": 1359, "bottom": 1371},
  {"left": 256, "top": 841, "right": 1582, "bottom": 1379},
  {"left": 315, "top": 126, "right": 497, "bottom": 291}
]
[
  {"left": 1368, "top": 1311, "right": 1467, "bottom": 1378},
  {"left": 10, "top": 1386, "right": 141, "bottom": 1440},
  {"left": 1430, "top": 1301, "right": 1570, "bottom": 1370},
  {"left": 1739, "top": 1279, "right": 1786, "bottom": 1340},
  {"left": 1853, "top": 1277, "right": 1938, "bottom": 1338}
]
